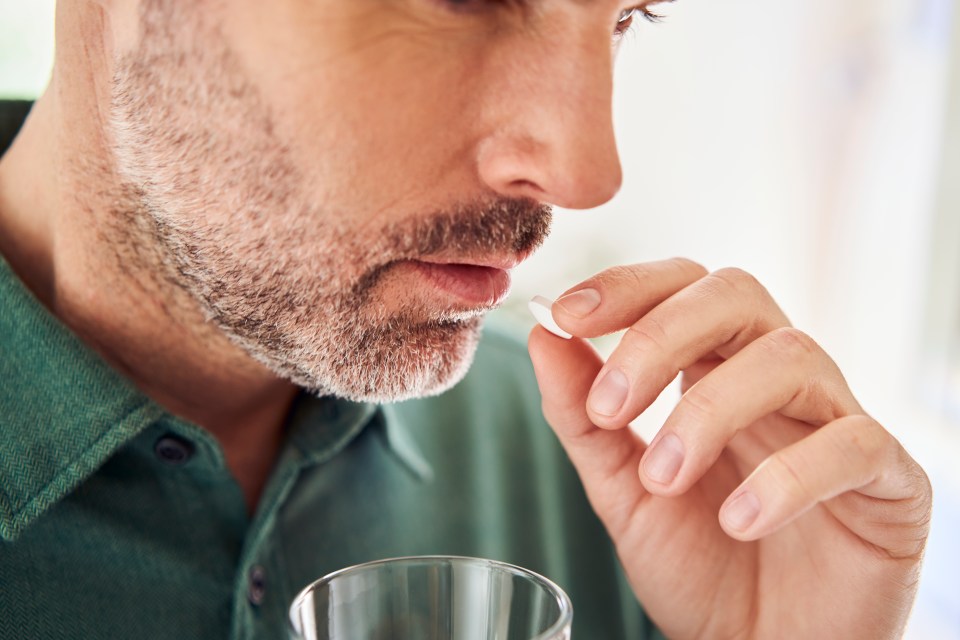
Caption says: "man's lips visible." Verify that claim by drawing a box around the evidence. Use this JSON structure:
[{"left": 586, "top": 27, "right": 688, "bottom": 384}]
[{"left": 407, "top": 260, "right": 514, "bottom": 307}]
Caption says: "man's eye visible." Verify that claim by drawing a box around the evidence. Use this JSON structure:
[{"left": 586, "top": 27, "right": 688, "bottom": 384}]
[
  {"left": 614, "top": 8, "right": 637, "bottom": 36},
  {"left": 614, "top": 4, "right": 670, "bottom": 38}
]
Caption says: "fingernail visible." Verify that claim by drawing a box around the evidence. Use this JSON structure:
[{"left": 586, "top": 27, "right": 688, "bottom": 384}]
[
  {"left": 642, "top": 433, "right": 685, "bottom": 484},
  {"left": 556, "top": 288, "right": 601, "bottom": 318},
  {"left": 589, "top": 368, "right": 629, "bottom": 416},
  {"left": 723, "top": 490, "right": 761, "bottom": 532}
]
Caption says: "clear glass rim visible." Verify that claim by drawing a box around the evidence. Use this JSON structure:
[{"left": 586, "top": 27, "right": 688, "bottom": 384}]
[{"left": 288, "top": 555, "right": 574, "bottom": 640}]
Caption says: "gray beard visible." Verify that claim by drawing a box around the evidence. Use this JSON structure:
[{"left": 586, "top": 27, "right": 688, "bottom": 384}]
[{"left": 102, "top": 0, "right": 552, "bottom": 402}]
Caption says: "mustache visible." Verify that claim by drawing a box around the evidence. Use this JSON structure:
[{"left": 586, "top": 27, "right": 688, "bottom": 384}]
[
  {"left": 353, "top": 197, "right": 554, "bottom": 298},
  {"left": 398, "top": 197, "right": 554, "bottom": 258}
]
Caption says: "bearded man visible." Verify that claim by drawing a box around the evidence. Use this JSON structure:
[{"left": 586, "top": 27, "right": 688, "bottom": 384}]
[{"left": 0, "top": 1, "right": 932, "bottom": 638}]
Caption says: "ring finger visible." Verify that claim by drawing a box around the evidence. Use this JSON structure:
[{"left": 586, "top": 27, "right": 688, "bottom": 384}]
[{"left": 639, "top": 326, "right": 864, "bottom": 496}]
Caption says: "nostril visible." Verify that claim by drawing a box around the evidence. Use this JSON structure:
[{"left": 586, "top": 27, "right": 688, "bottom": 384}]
[{"left": 509, "top": 179, "right": 546, "bottom": 198}]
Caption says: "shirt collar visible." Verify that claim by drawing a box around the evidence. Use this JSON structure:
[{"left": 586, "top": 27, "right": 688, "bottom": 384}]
[
  {"left": 284, "top": 392, "right": 434, "bottom": 482},
  {"left": 286, "top": 392, "right": 379, "bottom": 466},
  {"left": 0, "top": 253, "right": 164, "bottom": 541}
]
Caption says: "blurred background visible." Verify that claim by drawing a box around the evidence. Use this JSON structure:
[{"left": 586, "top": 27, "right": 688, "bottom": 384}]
[{"left": 2, "top": 1, "right": 957, "bottom": 637}]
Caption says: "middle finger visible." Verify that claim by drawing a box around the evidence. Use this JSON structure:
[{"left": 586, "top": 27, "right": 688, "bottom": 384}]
[{"left": 585, "top": 267, "right": 792, "bottom": 428}]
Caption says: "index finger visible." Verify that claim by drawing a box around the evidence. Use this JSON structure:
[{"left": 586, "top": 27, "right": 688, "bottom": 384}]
[{"left": 552, "top": 258, "right": 708, "bottom": 338}]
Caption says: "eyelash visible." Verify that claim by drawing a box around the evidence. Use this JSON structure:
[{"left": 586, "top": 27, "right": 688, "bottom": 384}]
[{"left": 615, "top": 5, "right": 668, "bottom": 38}]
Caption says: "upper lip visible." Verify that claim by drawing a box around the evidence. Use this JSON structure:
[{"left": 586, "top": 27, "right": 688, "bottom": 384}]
[{"left": 414, "top": 252, "right": 529, "bottom": 271}]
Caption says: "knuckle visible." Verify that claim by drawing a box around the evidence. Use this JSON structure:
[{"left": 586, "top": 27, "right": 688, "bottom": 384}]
[
  {"left": 669, "top": 257, "right": 709, "bottom": 279},
  {"left": 594, "top": 258, "right": 708, "bottom": 292},
  {"left": 893, "top": 454, "right": 934, "bottom": 556},
  {"left": 916, "top": 463, "right": 933, "bottom": 505},
  {"left": 828, "top": 416, "right": 905, "bottom": 483},
  {"left": 832, "top": 418, "right": 885, "bottom": 468},
  {"left": 596, "top": 264, "right": 652, "bottom": 290},
  {"left": 707, "top": 268, "right": 781, "bottom": 328},
  {"left": 626, "top": 315, "right": 671, "bottom": 355},
  {"left": 859, "top": 418, "right": 889, "bottom": 458},
  {"left": 764, "top": 326, "right": 821, "bottom": 361},
  {"left": 764, "top": 452, "right": 811, "bottom": 501},
  {"left": 710, "top": 267, "right": 766, "bottom": 298},
  {"left": 678, "top": 381, "right": 724, "bottom": 423},
  {"left": 909, "top": 461, "right": 934, "bottom": 510},
  {"left": 888, "top": 429, "right": 934, "bottom": 508},
  {"left": 695, "top": 269, "right": 755, "bottom": 310}
]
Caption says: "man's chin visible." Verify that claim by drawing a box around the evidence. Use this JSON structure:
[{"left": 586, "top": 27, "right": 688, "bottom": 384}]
[{"left": 272, "top": 316, "right": 484, "bottom": 404}]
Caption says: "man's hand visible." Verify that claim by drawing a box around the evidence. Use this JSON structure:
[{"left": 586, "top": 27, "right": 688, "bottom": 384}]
[{"left": 527, "top": 258, "right": 932, "bottom": 640}]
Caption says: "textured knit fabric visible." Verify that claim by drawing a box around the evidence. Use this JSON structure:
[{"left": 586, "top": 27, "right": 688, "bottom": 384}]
[{"left": 0, "top": 101, "right": 664, "bottom": 639}]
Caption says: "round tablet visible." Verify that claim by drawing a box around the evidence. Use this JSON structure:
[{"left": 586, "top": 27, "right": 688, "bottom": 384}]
[{"left": 528, "top": 296, "right": 572, "bottom": 339}]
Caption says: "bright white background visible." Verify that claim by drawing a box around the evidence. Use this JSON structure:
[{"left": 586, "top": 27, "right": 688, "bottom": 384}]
[{"left": 2, "top": 1, "right": 958, "bottom": 637}]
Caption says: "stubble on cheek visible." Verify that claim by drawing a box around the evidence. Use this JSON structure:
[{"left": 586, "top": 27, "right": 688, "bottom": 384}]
[{"left": 101, "top": 0, "right": 552, "bottom": 403}]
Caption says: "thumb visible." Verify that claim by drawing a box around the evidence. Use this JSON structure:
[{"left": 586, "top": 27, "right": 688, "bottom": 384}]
[{"left": 528, "top": 326, "right": 648, "bottom": 536}]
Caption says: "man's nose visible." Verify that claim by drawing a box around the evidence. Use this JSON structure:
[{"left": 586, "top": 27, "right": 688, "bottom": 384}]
[{"left": 476, "top": 35, "right": 623, "bottom": 210}]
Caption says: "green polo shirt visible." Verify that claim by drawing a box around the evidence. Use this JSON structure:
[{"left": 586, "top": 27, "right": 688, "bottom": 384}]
[{"left": 0, "top": 102, "right": 661, "bottom": 639}]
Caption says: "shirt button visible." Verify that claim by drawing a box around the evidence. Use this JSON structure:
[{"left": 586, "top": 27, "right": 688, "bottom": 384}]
[
  {"left": 154, "top": 434, "right": 195, "bottom": 466},
  {"left": 247, "top": 565, "right": 267, "bottom": 606}
]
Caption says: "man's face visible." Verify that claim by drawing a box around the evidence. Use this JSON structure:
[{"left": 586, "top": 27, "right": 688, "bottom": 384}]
[{"left": 105, "top": 0, "right": 631, "bottom": 401}]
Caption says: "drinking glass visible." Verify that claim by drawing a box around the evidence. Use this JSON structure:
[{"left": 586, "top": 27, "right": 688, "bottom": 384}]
[{"left": 288, "top": 555, "right": 573, "bottom": 640}]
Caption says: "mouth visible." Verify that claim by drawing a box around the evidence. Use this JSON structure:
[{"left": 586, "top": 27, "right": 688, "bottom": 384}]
[{"left": 407, "top": 254, "right": 524, "bottom": 308}]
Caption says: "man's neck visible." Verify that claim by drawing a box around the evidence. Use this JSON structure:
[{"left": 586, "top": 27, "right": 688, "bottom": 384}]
[{"left": 0, "top": 64, "right": 299, "bottom": 513}]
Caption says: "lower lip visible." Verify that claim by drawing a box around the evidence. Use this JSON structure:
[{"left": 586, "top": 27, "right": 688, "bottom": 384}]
[{"left": 410, "top": 261, "right": 512, "bottom": 307}]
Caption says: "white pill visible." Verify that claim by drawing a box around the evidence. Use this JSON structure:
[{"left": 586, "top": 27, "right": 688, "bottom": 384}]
[{"left": 528, "top": 295, "right": 572, "bottom": 339}]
